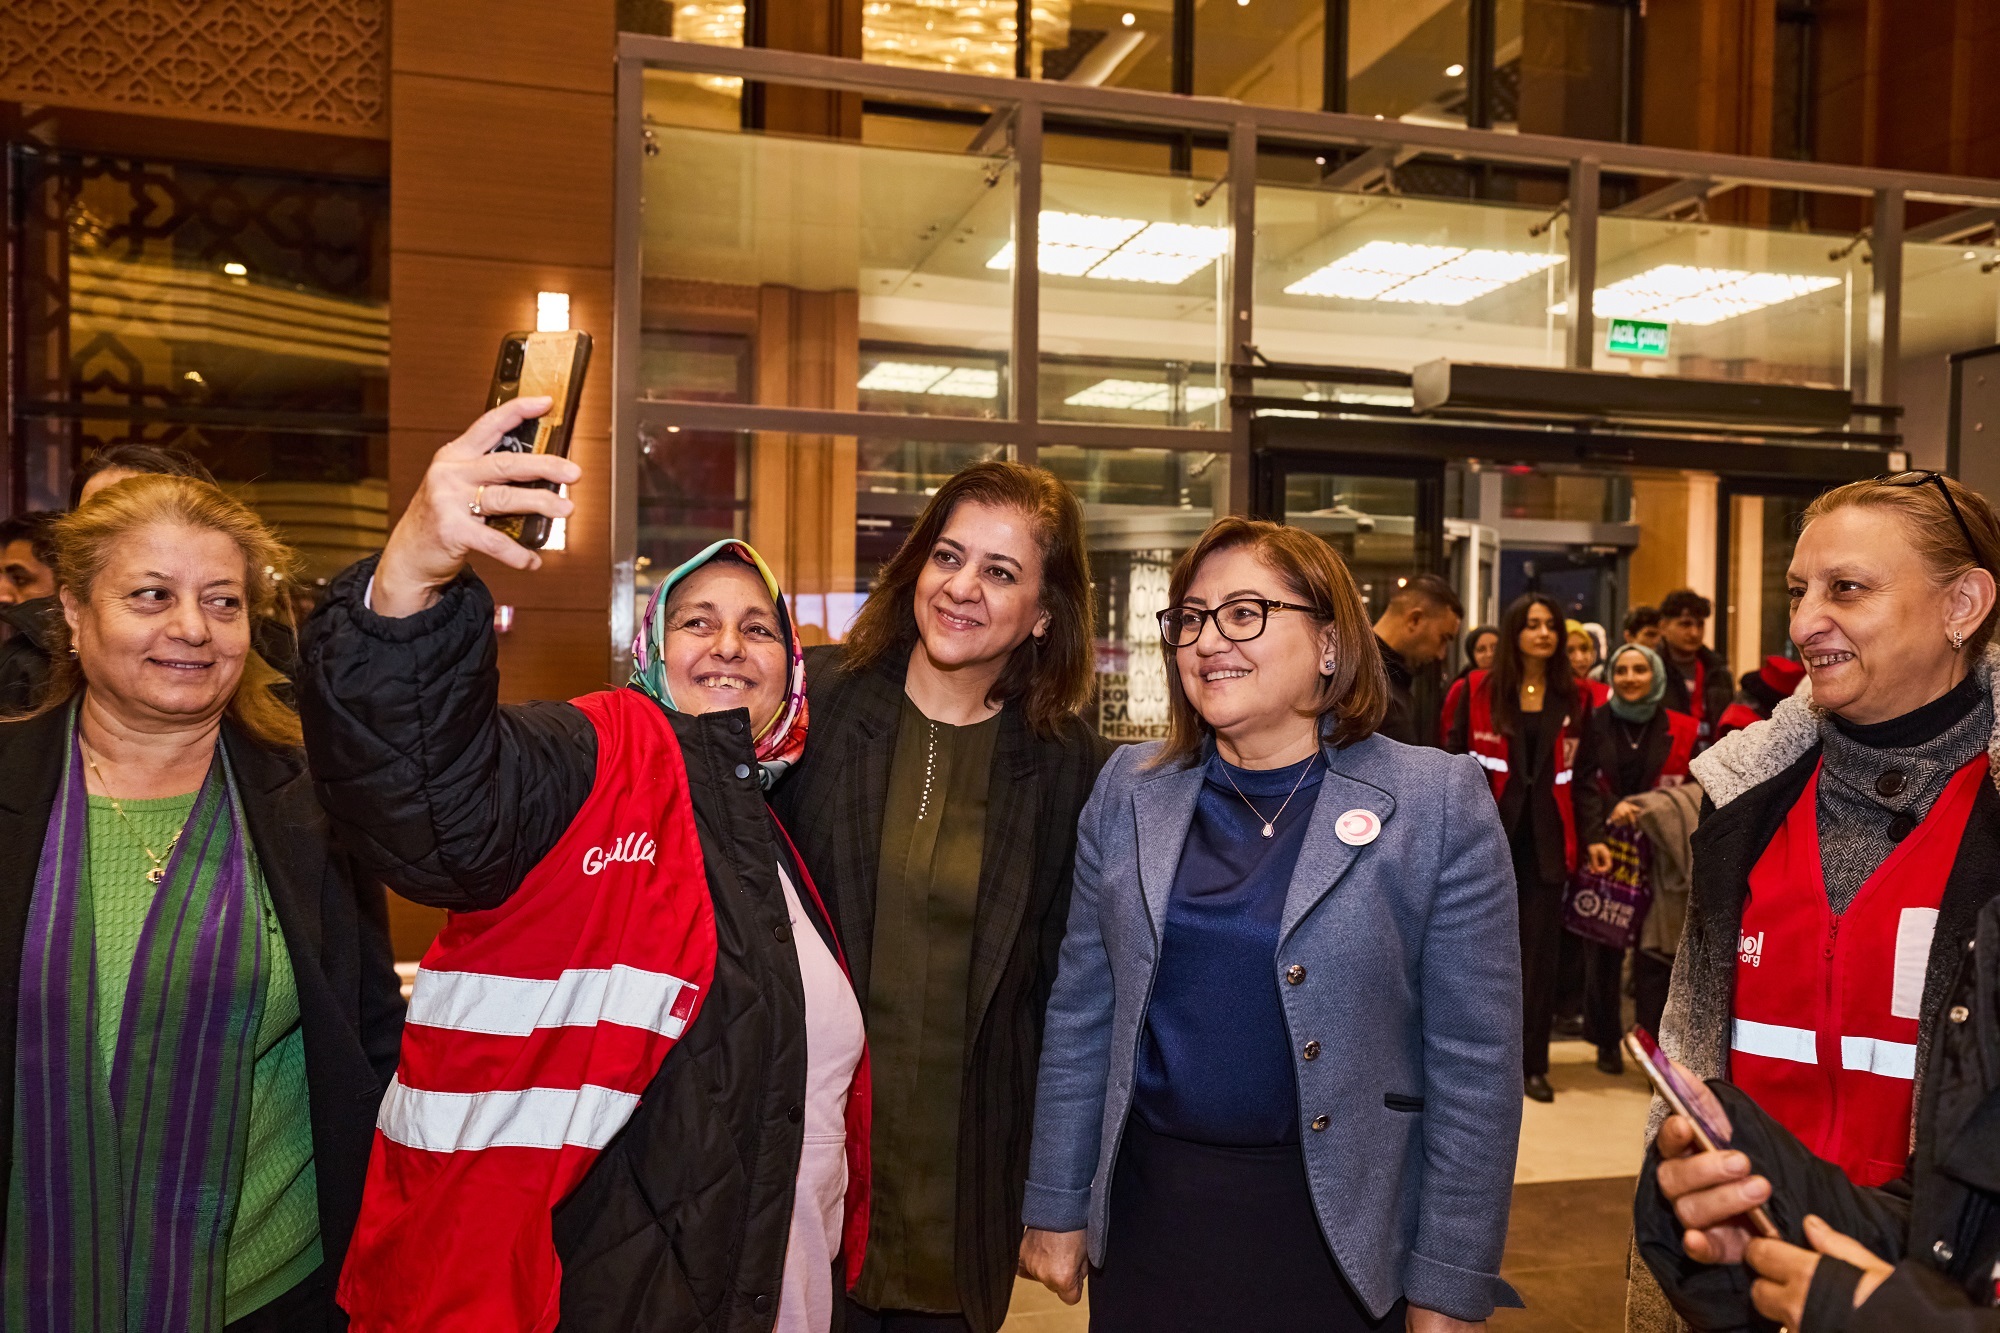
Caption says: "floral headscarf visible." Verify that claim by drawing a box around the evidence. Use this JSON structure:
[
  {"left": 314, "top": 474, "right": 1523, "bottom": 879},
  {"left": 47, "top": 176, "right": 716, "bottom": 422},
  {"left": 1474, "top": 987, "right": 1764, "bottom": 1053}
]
[{"left": 630, "top": 539, "right": 808, "bottom": 789}]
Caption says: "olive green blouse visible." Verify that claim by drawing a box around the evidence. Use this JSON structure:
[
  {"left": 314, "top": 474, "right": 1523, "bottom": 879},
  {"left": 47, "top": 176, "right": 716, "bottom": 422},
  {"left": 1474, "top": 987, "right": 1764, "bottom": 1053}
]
[{"left": 854, "top": 695, "right": 1001, "bottom": 1314}]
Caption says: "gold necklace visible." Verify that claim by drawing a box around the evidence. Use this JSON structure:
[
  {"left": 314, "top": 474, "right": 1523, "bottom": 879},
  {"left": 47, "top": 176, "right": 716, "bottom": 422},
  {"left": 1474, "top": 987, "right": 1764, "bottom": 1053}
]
[
  {"left": 81, "top": 740, "right": 182, "bottom": 886},
  {"left": 1220, "top": 754, "right": 1321, "bottom": 839}
]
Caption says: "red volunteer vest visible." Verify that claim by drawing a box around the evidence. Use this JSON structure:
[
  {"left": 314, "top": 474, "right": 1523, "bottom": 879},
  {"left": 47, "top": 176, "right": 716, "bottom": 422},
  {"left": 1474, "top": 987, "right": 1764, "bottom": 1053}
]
[
  {"left": 1714, "top": 700, "right": 1765, "bottom": 743},
  {"left": 1731, "top": 754, "right": 1987, "bottom": 1187},
  {"left": 1583, "top": 678, "right": 1612, "bottom": 710},
  {"left": 339, "top": 689, "right": 871, "bottom": 1331},
  {"left": 1453, "top": 669, "right": 1584, "bottom": 873},
  {"left": 1657, "top": 709, "right": 1698, "bottom": 786}
]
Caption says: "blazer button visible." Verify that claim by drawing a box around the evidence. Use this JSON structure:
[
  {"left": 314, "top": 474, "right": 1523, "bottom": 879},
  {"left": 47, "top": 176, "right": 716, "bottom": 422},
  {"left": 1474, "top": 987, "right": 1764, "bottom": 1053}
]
[
  {"left": 1949, "top": 1004, "right": 1971, "bottom": 1023},
  {"left": 1286, "top": 964, "right": 1306, "bottom": 985},
  {"left": 1302, "top": 1040, "right": 1321, "bottom": 1061},
  {"left": 1310, "top": 1114, "right": 1329, "bottom": 1132},
  {"left": 1876, "top": 769, "right": 1907, "bottom": 798}
]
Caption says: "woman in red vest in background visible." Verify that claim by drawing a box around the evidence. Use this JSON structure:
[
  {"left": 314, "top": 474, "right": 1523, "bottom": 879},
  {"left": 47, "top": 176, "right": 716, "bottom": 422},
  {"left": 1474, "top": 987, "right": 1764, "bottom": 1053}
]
[
  {"left": 1572, "top": 642, "right": 1697, "bottom": 1074},
  {"left": 1446, "top": 592, "right": 1591, "bottom": 1103},
  {"left": 1655, "top": 471, "right": 2000, "bottom": 1193}
]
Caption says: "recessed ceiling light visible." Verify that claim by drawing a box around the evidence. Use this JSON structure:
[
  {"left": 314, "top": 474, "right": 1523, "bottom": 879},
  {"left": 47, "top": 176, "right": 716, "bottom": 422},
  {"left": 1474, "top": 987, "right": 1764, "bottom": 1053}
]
[
  {"left": 1551, "top": 264, "right": 1841, "bottom": 326},
  {"left": 1120, "top": 10, "right": 1135, "bottom": 23},
  {"left": 858, "top": 361, "right": 999, "bottom": 397},
  {"left": 1065, "top": 379, "right": 1227, "bottom": 411},
  {"left": 221, "top": 261, "right": 248, "bottom": 276},
  {"left": 987, "top": 211, "right": 1227, "bottom": 285},
  {"left": 1284, "top": 240, "right": 1562, "bottom": 305},
  {"left": 1445, "top": 63, "right": 1465, "bottom": 77},
  {"left": 1967, "top": 250, "right": 1981, "bottom": 260}
]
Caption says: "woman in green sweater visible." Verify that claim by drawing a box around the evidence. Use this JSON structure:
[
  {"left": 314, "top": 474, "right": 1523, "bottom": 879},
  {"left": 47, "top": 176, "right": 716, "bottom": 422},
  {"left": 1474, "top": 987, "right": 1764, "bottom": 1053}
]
[{"left": 0, "top": 474, "right": 404, "bottom": 1331}]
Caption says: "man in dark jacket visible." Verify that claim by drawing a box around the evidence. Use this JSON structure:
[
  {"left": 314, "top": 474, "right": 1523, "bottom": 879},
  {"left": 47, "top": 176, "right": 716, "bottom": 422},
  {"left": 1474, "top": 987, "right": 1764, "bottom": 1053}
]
[
  {"left": 0, "top": 512, "right": 59, "bottom": 713},
  {"left": 1372, "top": 573, "right": 1462, "bottom": 747},
  {"left": 1659, "top": 587, "right": 1733, "bottom": 747},
  {"left": 1634, "top": 892, "right": 2000, "bottom": 1331}
]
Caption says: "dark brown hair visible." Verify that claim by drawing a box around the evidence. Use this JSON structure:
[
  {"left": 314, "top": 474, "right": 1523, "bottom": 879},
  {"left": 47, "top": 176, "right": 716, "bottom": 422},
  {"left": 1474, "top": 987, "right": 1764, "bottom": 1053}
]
[
  {"left": 1801, "top": 473, "right": 2000, "bottom": 655},
  {"left": 28, "top": 474, "right": 301, "bottom": 748},
  {"left": 1154, "top": 517, "right": 1387, "bottom": 769},
  {"left": 841, "top": 460, "right": 1094, "bottom": 736},
  {"left": 1491, "top": 592, "right": 1577, "bottom": 731}
]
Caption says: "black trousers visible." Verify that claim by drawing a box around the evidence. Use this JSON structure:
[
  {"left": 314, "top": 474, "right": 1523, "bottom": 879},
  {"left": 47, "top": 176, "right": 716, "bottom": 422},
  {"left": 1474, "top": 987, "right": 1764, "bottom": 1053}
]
[
  {"left": 1633, "top": 947, "right": 1675, "bottom": 1039},
  {"left": 1583, "top": 939, "right": 1627, "bottom": 1055},
  {"left": 223, "top": 1266, "right": 334, "bottom": 1332},
  {"left": 1089, "top": 1117, "right": 1403, "bottom": 1332},
  {"left": 1515, "top": 840, "right": 1565, "bottom": 1078}
]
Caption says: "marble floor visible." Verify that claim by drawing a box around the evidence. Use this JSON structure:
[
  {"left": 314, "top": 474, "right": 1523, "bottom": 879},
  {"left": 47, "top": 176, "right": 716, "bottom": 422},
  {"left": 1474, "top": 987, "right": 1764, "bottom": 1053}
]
[{"left": 1000, "top": 1041, "right": 1654, "bottom": 1332}]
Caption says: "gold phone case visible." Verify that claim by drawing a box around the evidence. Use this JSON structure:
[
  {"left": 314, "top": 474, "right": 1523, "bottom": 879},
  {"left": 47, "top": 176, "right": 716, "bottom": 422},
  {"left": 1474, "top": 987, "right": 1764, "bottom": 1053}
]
[{"left": 484, "top": 329, "right": 592, "bottom": 549}]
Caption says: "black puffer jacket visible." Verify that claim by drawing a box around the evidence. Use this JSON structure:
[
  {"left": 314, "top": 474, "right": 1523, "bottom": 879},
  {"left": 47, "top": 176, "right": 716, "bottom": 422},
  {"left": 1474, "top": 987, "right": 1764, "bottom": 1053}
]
[{"left": 296, "top": 558, "right": 838, "bottom": 1333}]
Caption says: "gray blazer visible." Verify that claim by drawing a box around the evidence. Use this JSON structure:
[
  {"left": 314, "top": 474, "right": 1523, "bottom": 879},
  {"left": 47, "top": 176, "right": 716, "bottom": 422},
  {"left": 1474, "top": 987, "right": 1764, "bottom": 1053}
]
[{"left": 1022, "top": 733, "right": 1525, "bottom": 1322}]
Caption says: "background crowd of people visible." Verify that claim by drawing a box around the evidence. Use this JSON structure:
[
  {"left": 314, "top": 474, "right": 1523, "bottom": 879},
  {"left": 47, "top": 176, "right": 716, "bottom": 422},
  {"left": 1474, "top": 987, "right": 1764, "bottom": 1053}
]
[{"left": 0, "top": 407, "right": 1995, "bottom": 1333}]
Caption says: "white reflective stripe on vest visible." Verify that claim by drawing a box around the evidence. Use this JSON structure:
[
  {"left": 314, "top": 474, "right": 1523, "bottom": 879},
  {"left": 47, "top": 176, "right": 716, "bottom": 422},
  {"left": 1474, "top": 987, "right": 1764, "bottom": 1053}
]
[
  {"left": 408, "top": 964, "right": 698, "bottom": 1038},
  {"left": 1474, "top": 753, "right": 1509, "bottom": 774},
  {"left": 1554, "top": 769, "right": 1573, "bottom": 785},
  {"left": 377, "top": 1077, "right": 640, "bottom": 1152},
  {"left": 1732, "top": 1018, "right": 1818, "bottom": 1064},
  {"left": 1840, "top": 1036, "right": 1918, "bottom": 1080}
]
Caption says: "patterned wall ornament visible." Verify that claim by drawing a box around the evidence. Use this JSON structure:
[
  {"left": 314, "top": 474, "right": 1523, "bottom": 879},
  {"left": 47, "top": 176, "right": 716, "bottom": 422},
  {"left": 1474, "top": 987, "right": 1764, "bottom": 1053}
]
[{"left": 0, "top": 0, "right": 386, "bottom": 134}]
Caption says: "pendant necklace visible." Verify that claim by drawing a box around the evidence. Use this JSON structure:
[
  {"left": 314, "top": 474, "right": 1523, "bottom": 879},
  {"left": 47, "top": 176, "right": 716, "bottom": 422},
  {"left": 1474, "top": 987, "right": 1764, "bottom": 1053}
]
[
  {"left": 1221, "top": 754, "right": 1320, "bottom": 838},
  {"left": 82, "top": 740, "right": 182, "bottom": 886}
]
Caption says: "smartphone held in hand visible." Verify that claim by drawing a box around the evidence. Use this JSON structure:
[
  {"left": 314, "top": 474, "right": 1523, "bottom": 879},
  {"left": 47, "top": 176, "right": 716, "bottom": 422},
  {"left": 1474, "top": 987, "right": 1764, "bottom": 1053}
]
[
  {"left": 1625, "top": 1027, "right": 1782, "bottom": 1240},
  {"left": 483, "top": 329, "right": 592, "bottom": 550}
]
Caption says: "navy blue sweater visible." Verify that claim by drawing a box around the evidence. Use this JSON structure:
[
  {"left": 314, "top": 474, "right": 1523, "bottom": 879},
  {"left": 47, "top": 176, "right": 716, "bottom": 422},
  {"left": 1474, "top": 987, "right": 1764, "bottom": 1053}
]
[{"left": 1132, "top": 750, "right": 1324, "bottom": 1146}]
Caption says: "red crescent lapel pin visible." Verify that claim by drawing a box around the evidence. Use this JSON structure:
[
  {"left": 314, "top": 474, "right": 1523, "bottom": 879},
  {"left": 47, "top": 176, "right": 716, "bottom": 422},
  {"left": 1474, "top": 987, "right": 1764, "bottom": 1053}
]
[{"left": 1335, "top": 808, "right": 1382, "bottom": 847}]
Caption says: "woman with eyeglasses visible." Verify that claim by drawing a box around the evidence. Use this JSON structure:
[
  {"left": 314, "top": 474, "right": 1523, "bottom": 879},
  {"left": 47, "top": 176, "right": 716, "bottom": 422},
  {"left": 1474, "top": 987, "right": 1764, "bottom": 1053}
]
[
  {"left": 1444, "top": 591, "right": 1591, "bottom": 1104},
  {"left": 1624, "top": 471, "right": 2000, "bottom": 1333},
  {"left": 1020, "top": 518, "right": 1522, "bottom": 1333}
]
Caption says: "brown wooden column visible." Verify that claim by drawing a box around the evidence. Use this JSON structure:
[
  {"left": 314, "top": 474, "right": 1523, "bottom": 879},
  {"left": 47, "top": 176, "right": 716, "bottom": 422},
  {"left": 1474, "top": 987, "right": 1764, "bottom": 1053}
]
[{"left": 388, "top": 0, "right": 618, "bottom": 703}]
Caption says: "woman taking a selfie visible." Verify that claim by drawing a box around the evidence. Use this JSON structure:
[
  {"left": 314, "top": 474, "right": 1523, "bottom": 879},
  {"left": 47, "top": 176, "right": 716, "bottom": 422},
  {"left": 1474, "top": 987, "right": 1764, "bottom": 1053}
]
[
  {"left": 1571, "top": 642, "right": 1698, "bottom": 1072},
  {"left": 0, "top": 476, "right": 404, "bottom": 1331},
  {"left": 1019, "top": 518, "right": 1521, "bottom": 1333},
  {"left": 1445, "top": 592, "right": 1591, "bottom": 1103},
  {"left": 770, "top": 460, "right": 1108, "bottom": 1333},
  {"left": 297, "top": 400, "right": 867, "bottom": 1333}
]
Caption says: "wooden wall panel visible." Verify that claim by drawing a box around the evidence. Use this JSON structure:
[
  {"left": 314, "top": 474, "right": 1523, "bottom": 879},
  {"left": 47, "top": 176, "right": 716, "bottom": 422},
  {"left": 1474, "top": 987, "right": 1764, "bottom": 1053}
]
[
  {"left": 392, "top": 0, "right": 615, "bottom": 93},
  {"left": 491, "top": 607, "right": 620, "bottom": 703}
]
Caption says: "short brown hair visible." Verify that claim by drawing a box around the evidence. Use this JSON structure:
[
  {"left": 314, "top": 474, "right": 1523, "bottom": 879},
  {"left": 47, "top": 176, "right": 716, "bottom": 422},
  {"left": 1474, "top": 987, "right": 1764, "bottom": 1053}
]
[
  {"left": 1154, "top": 517, "right": 1387, "bottom": 769},
  {"left": 28, "top": 474, "right": 301, "bottom": 748},
  {"left": 841, "top": 460, "right": 1094, "bottom": 736},
  {"left": 1801, "top": 473, "right": 2000, "bottom": 654}
]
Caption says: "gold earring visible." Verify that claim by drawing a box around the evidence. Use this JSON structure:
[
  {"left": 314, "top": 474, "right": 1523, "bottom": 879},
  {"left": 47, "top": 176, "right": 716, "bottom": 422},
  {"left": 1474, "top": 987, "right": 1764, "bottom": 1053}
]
[{"left": 1951, "top": 628, "right": 1966, "bottom": 651}]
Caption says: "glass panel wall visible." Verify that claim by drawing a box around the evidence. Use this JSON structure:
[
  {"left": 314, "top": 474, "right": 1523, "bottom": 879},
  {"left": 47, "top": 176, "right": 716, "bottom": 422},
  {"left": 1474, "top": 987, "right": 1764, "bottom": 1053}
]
[
  {"left": 1043, "top": 446, "right": 1228, "bottom": 740},
  {"left": 1036, "top": 162, "right": 1230, "bottom": 428},
  {"left": 1194, "top": 0, "right": 1327, "bottom": 108},
  {"left": 1901, "top": 240, "right": 2000, "bottom": 421},
  {"left": 1349, "top": 0, "right": 1475, "bottom": 123},
  {"left": 1254, "top": 184, "right": 1565, "bottom": 372},
  {"left": 1278, "top": 471, "right": 1420, "bottom": 617},
  {"left": 1590, "top": 215, "right": 1864, "bottom": 385}
]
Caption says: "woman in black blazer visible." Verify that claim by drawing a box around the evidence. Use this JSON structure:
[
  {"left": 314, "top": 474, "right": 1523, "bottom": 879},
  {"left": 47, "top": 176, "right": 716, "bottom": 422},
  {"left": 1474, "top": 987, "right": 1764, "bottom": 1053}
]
[{"left": 769, "top": 461, "right": 1109, "bottom": 1333}]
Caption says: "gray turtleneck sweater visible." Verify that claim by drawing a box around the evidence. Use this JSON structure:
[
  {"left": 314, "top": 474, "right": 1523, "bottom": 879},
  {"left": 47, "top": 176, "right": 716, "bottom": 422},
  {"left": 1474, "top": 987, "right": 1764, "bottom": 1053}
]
[{"left": 1816, "top": 672, "right": 1992, "bottom": 913}]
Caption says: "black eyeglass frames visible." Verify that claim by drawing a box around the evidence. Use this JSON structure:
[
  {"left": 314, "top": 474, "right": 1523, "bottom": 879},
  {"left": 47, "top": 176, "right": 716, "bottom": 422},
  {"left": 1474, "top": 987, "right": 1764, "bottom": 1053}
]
[
  {"left": 1878, "top": 470, "right": 1990, "bottom": 572},
  {"left": 1157, "top": 598, "right": 1325, "bottom": 648}
]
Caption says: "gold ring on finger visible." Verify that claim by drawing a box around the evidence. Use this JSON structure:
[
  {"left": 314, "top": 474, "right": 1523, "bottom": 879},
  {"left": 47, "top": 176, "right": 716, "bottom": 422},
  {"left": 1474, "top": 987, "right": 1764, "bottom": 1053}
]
[{"left": 470, "top": 484, "right": 487, "bottom": 517}]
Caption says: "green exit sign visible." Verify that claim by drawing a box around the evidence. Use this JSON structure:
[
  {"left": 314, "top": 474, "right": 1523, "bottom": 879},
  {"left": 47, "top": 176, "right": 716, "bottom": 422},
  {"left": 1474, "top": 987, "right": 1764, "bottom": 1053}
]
[{"left": 1607, "top": 318, "right": 1671, "bottom": 358}]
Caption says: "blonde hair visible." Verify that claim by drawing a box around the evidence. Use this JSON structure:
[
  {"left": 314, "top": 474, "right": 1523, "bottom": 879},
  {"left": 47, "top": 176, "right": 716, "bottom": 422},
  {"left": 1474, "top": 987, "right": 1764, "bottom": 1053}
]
[
  {"left": 31, "top": 474, "right": 302, "bottom": 748},
  {"left": 1799, "top": 474, "right": 2000, "bottom": 657}
]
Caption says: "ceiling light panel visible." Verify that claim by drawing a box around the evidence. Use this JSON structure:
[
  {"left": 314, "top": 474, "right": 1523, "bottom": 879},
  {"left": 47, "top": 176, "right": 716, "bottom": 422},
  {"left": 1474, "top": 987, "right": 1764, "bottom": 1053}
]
[
  {"left": 858, "top": 361, "right": 999, "bottom": 397},
  {"left": 1064, "top": 379, "right": 1225, "bottom": 412},
  {"left": 1284, "top": 241, "right": 1561, "bottom": 305},
  {"left": 1570, "top": 264, "right": 1841, "bottom": 326},
  {"left": 986, "top": 212, "right": 1227, "bottom": 285}
]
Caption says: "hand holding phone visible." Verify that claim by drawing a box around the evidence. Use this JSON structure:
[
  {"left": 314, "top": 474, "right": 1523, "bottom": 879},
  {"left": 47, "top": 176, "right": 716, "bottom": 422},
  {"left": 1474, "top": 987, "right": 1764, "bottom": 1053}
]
[
  {"left": 482, "top": 330, "right": 591, "bottom": 550},
  {"left": 1626, "top": 1027, "right": 1782, "bottom": 1252}
]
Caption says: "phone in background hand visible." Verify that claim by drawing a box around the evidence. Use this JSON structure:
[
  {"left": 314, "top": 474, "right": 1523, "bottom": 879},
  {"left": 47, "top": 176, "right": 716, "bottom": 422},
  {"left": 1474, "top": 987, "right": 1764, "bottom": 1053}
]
[
  {"left": 1625, "top": 1026, "right": 1781, "bottom": 1240},
  {"left": 483, "top": 329, "right": 592, "bottom": 550}
]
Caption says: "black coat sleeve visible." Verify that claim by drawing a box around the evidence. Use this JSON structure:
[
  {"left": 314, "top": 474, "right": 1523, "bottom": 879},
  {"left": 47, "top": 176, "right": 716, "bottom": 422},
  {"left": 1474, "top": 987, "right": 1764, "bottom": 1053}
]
[
  {"left": 1573, "top": 716, "right": 1608, "bottom": 847},
  {"left": 1830, "top": 1262, "right": 2000, "bottom": 1333},
  {"left": 295, "top": 556, "right": 598, "bottom": 912},
  {"left": 1635, "top": 1082, "right": 1913, "bottom": 1332}
]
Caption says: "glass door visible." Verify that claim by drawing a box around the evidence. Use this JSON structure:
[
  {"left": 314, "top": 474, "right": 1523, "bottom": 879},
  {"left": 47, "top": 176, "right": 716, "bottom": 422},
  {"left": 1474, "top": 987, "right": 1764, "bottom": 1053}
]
[{"left": 1717, "top": 479, "right": 1825, "bottom": 682}]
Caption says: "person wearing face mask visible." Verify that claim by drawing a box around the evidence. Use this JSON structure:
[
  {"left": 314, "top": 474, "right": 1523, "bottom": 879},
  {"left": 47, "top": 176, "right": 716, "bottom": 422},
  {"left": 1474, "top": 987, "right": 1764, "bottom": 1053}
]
[
  {"left": 769, "top": 462, "right": 1108, "bottom": 1333},
  {"left": 1572, "top": 643, "right": 1699, "bottom": 1073},
  {"left": 0, "top": 511, "right": 61, "bottom": 712},
  {"left": 1445, "top": 592, "right": 1591, "bottom": 1102},
  {"left": 1622, "top": 472, "right": 2000, "bottom": 1333},
  {"left": 1019, "top": 518, "right": 1522, "bottom": 1333},
  {"left": 295, "top": 400, "right": 868, "bottom": 1333}
]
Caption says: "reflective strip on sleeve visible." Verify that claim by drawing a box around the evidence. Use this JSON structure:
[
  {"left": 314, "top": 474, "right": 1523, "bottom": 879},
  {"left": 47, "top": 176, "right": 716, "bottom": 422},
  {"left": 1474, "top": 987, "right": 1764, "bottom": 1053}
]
[
  {"left": 1473, "top": 753, "right": 1509, "bottom": 774},
  {"left": 1840, "top": 1036, "right": 1918, "bottom": 1080},
  {"left": 1554, "top": 769, "right": 1573, "bottom": 786},
  {"left": 408, "top": 964, "right": 700, "bottom": 1038},
  {"left": 376, "top": 1078, "right": 641, "bottom": 1152},
  {"left": 1731, "top": 1018, "right": 1819, "bottom": 1065}
]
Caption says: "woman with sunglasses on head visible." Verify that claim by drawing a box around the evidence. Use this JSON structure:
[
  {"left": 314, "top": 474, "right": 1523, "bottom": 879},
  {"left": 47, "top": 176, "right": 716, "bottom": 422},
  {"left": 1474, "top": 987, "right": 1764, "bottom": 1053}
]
[
  {"left": 1444, "top": 591, "right": 1591, "bottom": 1103},
  {"left": 768, "top": 461, "right": 1108, "bottom": 1333},
  {"left": 1020, "top": 518, "right": 1522, "bottom": 1333},
  {"left": 1624, "top": 472, "right": 2000, "bottom": 1333},
  {"left": 295, "top": 400, "right": 868, "bottom": 1333}
]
